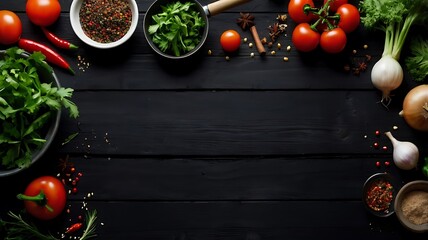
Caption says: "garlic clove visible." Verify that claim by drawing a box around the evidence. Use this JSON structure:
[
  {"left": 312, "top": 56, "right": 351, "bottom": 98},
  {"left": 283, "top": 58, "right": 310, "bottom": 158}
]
[{"left": 385, "top": 131, "right": 419, "bottom": 170}]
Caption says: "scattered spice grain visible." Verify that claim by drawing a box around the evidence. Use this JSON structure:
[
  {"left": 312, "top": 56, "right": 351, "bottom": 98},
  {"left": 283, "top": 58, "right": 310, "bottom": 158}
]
[
  {"left": 79, "top": 0, "right": 132, "bottom": 43},
  {"left": 401, "top": 190, "right": 428, "bottom": 225}
]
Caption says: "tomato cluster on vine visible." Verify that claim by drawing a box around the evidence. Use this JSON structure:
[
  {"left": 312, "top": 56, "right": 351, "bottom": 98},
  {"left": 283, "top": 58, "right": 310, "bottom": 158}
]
[{"left": 288, "top": 0, "right": 360, "bottom": 54}]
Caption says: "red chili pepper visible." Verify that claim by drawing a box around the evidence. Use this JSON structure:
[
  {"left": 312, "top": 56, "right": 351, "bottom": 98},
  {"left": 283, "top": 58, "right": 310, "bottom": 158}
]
[
  {"left": 18, "top": 38, "right": 75, "bottom": 75},
  {"left": 42, "top": 27, "right": 78, "bottom": 50},
  {"left": 65, "top": 223, "right": 83, "bottom": 234}
]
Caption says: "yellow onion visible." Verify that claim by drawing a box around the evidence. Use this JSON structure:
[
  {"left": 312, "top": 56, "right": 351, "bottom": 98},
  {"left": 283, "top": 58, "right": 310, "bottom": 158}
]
[{"left": 399, "top": 84, "right": 428, "bottom": 131}]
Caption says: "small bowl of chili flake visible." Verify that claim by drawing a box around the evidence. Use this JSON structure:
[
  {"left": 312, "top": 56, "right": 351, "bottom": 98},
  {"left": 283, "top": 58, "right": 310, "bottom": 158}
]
[
  {"left": 362, "top": 172, "right": 398, "bottom": 217},
  {"left": 70, "top": 0, "right": 139, "bottom": 49}
]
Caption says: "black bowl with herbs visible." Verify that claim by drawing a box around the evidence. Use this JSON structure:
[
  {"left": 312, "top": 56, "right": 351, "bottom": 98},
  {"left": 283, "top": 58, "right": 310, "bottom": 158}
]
[
  {"left": 0, "top": 48, "right": 78, "bottom": 177},
  {"left": 143, "top": 0, "right": 209, "bottom": 59},
  {"left": 143, "top": 0, "right": 249, "bottom": 59},
  {"left": 362, "top": 172, "right": 400, "bottom": 217}
]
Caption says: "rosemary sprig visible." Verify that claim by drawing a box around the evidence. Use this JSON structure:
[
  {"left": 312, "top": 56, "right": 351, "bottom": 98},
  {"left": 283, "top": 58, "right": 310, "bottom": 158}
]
[
  {"left": 80, "top": 210, "right": 97, "bottom": 240},
  {"left": 0, "top": 210, "right": 98, "bottom": 240},
  {"left": 0, "top": 211, "right": 58, "bottom": 240}
]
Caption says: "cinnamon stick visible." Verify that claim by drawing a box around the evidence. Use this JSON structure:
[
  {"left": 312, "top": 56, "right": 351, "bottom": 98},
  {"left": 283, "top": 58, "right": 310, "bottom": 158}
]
[{"left": 250, "top": 26, "right": 266, "bottom": 55}]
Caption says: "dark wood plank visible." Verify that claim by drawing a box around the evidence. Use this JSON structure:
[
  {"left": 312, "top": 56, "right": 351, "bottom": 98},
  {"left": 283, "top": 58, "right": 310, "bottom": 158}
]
[
  {"left": 2, "top": 200, "right": 424, "bottom": 240},
  {"left": 42, "top": 156, "right": 426, "bottom": 200},
  {"left": 54, "top": 91, "right": 428, "bottom": 156}
]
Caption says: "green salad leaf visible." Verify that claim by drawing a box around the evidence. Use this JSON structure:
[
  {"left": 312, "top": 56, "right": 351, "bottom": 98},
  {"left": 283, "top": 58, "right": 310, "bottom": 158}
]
[
  {"left": 148, "top": 1, "right": 205, "bottom": 57},
  {"left": 0, "top": 47, "right": 79, "bottom": 169}
]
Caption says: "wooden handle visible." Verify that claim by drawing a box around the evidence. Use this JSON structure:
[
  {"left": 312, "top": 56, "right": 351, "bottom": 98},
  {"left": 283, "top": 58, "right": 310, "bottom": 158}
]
[{"left": 207, "top": 0, "right": 250, "bottom": 17}]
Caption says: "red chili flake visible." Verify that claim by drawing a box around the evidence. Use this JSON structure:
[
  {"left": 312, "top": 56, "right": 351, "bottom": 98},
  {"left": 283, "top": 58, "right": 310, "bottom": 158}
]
[
  {"left": 78, "top": 215, "right": 83, "bottom": 220},
  {"left": 72, "top": 180, "right": 77, "bottom": 186},
  {"left": 384, "top": 161, "right": 390, "bottom": 167},
  {"left": 382, "top": 146, "right": 388, "bottom": 151},
  {"left": 373, "top": 142, "right": 379, "bottom": 149},
  {"left": 77, "top": 172, "right": 83, "bottom": 177},
  {"left": 376, "top": 161, "right": 381, "bottom": 168},
  {"left": 366, "top": 178, "right": 394, "bottom": 212},
  {"left": 72, "top": 188, "right": 78, "bottom": 194},
  {"left": 75, "top": 177, "right": 80, "bottom": 182},
  {"left": 70, "top": 167, "right": 76, "bottom": 173},
  {"left": 375, "top": 130, "right": 380, "bottom": 137}
]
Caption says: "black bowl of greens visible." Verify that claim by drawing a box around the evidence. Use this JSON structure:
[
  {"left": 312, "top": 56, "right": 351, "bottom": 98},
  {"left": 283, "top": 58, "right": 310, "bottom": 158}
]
[
  {"left": 143, "top": 0, "right": 249, "bottom": 59},
  {"left": 0, "top": 48, "right": 78, "bottom": 177}
]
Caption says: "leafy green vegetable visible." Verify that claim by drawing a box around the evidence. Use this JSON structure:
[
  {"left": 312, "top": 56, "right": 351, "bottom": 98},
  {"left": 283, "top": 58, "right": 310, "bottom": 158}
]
[
  {"left": 359, "top": 0, "right": 428, "bottom": 60},
  {"left": 148, "top": 1, "right": 206, "bottom": 57},
  {"left": 0, "top": 47, "right": 79, "bottom": 170},
  {"left": 405, "top": 37, "right": 428, "bottom": 82}
]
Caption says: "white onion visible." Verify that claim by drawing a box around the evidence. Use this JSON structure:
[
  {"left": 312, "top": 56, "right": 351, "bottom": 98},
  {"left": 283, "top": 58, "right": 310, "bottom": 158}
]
[
  {"left": 385, "top": 131, "right": 419, "bottom": 170},
  {"left": 371, "top": 55, "right": 403, "bottom": 105}
]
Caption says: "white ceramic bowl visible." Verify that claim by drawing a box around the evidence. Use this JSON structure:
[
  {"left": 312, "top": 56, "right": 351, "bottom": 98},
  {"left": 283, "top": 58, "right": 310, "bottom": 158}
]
[{"left": 70, "top": 0, "right": 139, "bottom": 49}]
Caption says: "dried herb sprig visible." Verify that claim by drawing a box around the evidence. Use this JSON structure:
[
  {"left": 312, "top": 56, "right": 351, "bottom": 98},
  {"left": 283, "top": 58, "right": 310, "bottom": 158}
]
[
  {"left": 0, "top": 211, "right": 58, "bottom": 240},
  {"left": 79, "top": 210, "right": 98, "bottom": 240},
  {"left": 0, "top": 210, "right": 98, "bottom": 240}
]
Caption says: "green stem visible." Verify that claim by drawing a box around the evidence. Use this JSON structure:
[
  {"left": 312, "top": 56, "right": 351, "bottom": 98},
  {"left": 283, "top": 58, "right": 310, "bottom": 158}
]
[
  {"left": 17, "top": 191, "right": 54, "bottom": 212},
  {"left": 391, "top": 14, "right": 417, "bottom": 60},
  {"left": 303, "top": 4, "right": 318, "bottom": 15},
  {"left": 382, "top": 24, "right": 393, "bottom": 57}
]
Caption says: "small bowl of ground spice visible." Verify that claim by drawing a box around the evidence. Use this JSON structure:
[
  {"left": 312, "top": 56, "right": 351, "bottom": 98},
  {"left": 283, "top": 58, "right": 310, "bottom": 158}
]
[
  {"left": 362, "top": 172, "right": 399, "bottom": 217},
  {"left": 70, "top": 0, "right": 139, "bottom": 49},
  {"left": 394, "top": 180, "right": 428, "bottom": 233}
]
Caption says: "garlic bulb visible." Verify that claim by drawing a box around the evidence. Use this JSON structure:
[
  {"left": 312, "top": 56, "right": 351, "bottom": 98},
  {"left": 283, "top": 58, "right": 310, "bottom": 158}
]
[{"left": 385, "top": 131, "right": 419, "bottom": 170}]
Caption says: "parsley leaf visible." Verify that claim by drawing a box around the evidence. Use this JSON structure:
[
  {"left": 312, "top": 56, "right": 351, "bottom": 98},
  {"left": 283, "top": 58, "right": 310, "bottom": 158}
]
[
  {"left": 0, "top": 47, "right": 79, "bottom": 170},
  {"left": 148, "top": 1, "right": 205, "bottom": 56}
]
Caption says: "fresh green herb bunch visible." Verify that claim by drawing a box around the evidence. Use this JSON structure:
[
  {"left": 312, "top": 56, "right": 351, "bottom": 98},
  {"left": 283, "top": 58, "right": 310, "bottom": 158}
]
[
  {"left": 405, "top": 37, "right": 428, "bottom": 82},
  {"left": 0, "top": 47, "right": 79, "bottom": 169},
  {"left": 359, "top": 0, "right": 428, "bottom": 60},
  {"left": 148, "top": 1, "right": 206, "bottom": 57}
]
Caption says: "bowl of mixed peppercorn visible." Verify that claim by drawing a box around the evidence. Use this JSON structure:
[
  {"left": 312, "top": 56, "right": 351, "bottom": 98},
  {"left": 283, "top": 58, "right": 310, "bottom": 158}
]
[{"left": 70, "top": 0, "right": 139, "bottom": 49}]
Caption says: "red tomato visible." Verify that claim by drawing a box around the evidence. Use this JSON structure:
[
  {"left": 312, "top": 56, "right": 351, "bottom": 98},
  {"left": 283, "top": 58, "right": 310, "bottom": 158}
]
[
  {"left": 0, "top": 10, "right": 22, "bottom": 45},
  {"left": 288, "top": 0, "right": 316, "bottom": 23},
  {"left": 220, "top": 30, "right": 241, "bottom": 52},
  {"left": 324, "top": 0, "right": 348, "bottom": 12},
  {"left": 18, "top": 176, "right": 66, "bottom": 220},
  {"left": 336, "top": 4, "right": 360, "bottom": 33},
  {"left": 320, "top": 27, "right": 347, "bottom": 54},
  {"left": 26, "top": 0, "right": 61, "bottom": 27},
  {"left": 291, "top": 23, "right": 320, "bottom": 52}
]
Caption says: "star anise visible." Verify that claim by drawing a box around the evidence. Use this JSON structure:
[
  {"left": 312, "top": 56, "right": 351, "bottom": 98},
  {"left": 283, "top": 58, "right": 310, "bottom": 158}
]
[{"left": 237, "top": 12, "right": 255, "bottom": 31}]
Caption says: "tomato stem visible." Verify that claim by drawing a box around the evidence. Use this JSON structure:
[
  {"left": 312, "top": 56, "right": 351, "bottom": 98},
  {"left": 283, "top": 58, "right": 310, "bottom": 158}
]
[
  {"left": 17, "top": 190, "right": 54, "bottom": 212},
  {"left": 303, "top": 4, "right": 318, "bottom": 14},
  {"left": 307, "top": 0, "right": 338, "bottom": 31}
]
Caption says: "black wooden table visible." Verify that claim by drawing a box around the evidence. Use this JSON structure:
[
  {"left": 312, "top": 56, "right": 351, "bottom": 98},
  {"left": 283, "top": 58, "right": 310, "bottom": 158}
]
[{"left": 1, "top": 0, "right": 427, "bottom": 239}]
